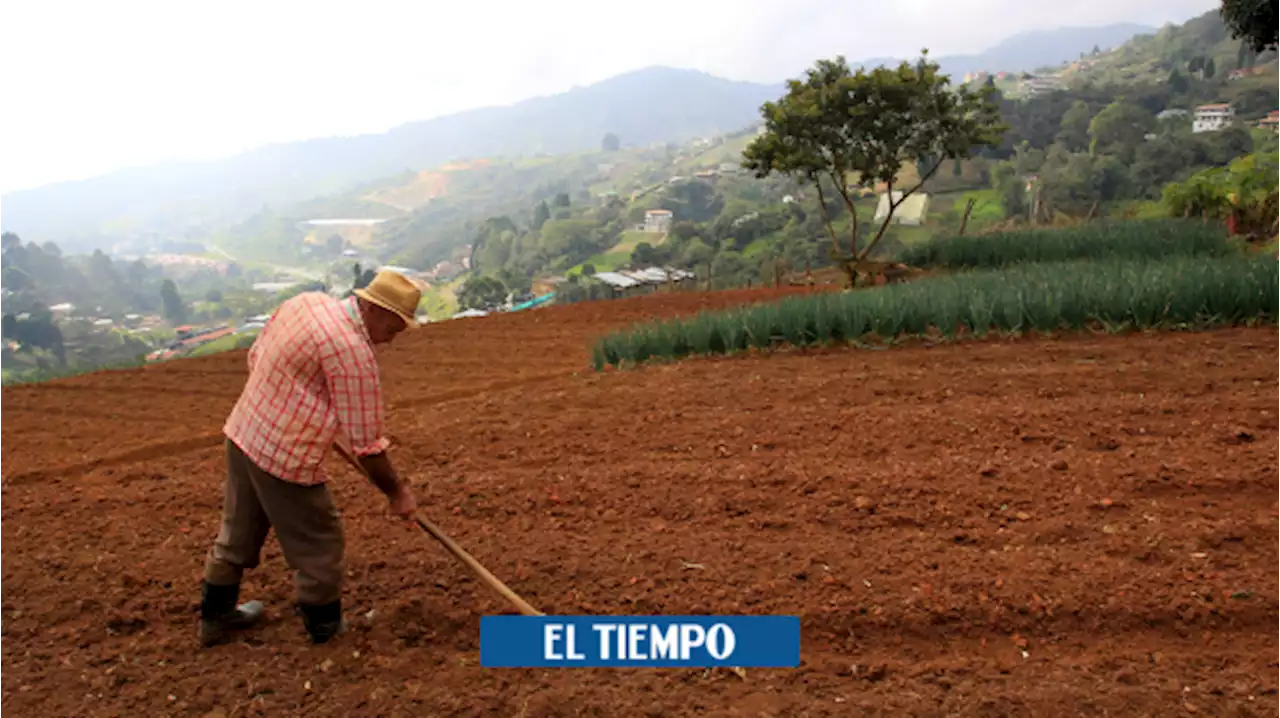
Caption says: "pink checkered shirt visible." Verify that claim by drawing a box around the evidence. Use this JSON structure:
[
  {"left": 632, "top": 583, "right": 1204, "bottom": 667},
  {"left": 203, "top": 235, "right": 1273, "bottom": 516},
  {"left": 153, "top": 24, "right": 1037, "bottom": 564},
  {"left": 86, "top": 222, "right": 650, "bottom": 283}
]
[{"left": 224, "top": 292, "right": 389, "bottom": 485}]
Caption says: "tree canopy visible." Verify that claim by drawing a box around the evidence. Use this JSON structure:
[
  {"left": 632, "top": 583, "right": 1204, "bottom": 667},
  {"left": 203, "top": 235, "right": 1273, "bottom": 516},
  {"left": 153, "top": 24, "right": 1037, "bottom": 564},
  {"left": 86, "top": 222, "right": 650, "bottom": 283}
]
[
  {"left": 1219, "top": 0, "right": 1278, "bottom": 53},
  {"left": 741, "top": 50, "right": 1006, "bottom": 285}
]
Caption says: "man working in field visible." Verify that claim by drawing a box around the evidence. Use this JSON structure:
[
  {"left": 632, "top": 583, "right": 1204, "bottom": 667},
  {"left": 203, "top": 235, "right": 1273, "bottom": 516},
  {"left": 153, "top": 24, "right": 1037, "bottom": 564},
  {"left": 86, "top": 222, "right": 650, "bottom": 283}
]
[{"left": 199, "top": 269, "right": 422, "bottom": 647}]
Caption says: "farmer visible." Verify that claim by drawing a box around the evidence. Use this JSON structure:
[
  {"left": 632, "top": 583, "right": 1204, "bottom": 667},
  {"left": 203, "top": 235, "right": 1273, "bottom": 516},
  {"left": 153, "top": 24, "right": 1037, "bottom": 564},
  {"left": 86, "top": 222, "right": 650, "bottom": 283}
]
[{"left": 198, "top": 269, "right": 422, "bottom": 647}]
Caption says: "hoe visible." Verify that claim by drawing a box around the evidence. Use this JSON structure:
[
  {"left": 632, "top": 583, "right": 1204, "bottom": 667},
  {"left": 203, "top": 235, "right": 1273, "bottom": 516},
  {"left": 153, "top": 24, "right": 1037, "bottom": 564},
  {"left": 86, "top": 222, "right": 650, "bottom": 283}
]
[{"left": 331, "top": 441, "right": 544, "bottom": 617}]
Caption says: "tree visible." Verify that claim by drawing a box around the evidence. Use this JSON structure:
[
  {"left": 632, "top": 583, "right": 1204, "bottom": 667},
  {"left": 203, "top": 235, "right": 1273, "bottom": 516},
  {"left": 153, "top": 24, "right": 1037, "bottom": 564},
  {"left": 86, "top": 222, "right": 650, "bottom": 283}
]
[
  {"left": 602, "top": 133, "right": 621, "bottom": 152},
  {"left": 1056, "top": 100, "right": 1093, "bottom": 152},
  {"left": 1220, "top": 0, "right": 1278, "bottom": 54},
  {"left": 1088, "top": 100, "right": 1155, "bottom": 162},
  {"left": 551, "top": 192, "right": 572, "bottom": 220},
  {"left": 160, "top": 280, "right": 187, "bottom": 324},
  {"left": 1131, "top": 135, "right": 1196, "bottom": 196},
  {"left": 351, "top": 263, "right": 376, "bottom": 290},
  {"left": 2, "top": 266, "right": 34, "bottom": 292},
  {"left": 497, "top": 267, "right": 533, "bottom": 296},
  {"left": 991, "top": 162, "right": 1028, "bottom": 220},
  {"left": 532, "top": 200, "right": 551, "bottom": 231},
  {"left": 1168, "top": 69, "right": 1190, "bottom": 95},
  {"left": 1163, "top": 149, "right": 1279, "bottom": 237},
  {"left": 1196, "top": 125, "right": 1254, "bottom": 165},
  {"left": 205, "top": 289, "right": 224, "bottom": 303},
  {"left": 456, "top": 275, "right": 507, "bottom": 311},
  {"left": 0, "top": 232, "right": 20, "bottom": 252},
  {"left": 1203, "top": 57, "right": 1216, "bottom": 79},
  {"left": 8, "top": 308, "right": 66, "bottom": 366},
  {"left": 741, "top": 51, "right": 1005, "bottom": 286},
  {"left": 470, "top": 216, "right": 519, "bottom": 274},
  {"left": 659, "top": 179, "right": 723, "bottom": 222},
  {"left": 631, "top": 242, "right": 660, "bottom": 267}
]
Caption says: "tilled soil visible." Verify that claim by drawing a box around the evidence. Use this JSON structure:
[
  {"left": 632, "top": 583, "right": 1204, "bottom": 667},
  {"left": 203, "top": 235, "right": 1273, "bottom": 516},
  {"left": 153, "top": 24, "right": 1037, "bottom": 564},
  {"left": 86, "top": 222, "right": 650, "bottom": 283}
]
[{"left": 2, "top": 286, "right": 1277, "bottom": 717}]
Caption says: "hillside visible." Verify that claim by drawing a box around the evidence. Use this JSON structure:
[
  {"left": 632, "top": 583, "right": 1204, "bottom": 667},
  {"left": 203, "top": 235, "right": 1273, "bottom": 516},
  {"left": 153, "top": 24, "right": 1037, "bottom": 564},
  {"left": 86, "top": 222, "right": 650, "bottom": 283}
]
[
  {"left": 1068, "top": 9, "right": 1278, "bottom": 93},
  {"left": 2, "top": 20, "right": 1185, "bottom": 257},
  {"left": 0, "top": 68, "right": 783, "bottom": 255},
  {"left": 204, "top": 125, "right": 778, "bottom": 269},
  {"left": 853, "top": 22, "right": 1157, "bottom": 78}
]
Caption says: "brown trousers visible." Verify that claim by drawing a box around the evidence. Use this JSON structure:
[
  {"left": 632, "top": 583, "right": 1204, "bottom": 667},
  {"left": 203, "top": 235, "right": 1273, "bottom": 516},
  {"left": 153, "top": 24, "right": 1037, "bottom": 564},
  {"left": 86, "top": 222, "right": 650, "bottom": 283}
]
[{"left": 203, "top": 439, "right": 345, "bottom": 606}]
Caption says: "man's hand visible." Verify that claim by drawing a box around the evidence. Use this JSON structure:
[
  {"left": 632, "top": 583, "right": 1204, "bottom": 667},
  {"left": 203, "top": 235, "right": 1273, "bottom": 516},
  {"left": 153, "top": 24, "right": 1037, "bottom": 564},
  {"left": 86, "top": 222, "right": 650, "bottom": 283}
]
[
  {"left": 389, "top": 484, "right": 417, "bottom": 520},
  {"left": 357, "top": 450, "right": 416, "bottom": 520}
]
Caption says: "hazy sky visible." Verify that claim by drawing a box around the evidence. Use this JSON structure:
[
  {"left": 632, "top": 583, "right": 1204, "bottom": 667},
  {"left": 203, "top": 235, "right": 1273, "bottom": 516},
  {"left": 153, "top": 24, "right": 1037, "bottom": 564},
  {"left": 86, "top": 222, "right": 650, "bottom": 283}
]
[{"left": 1, "top": 0, "right": 1216, "bottom": 195}]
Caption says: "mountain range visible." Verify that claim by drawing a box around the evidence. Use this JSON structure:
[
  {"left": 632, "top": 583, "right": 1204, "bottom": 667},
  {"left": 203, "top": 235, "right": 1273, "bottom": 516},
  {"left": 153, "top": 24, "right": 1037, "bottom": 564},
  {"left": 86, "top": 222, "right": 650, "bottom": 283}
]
[
  {"left": 1, "top": 20, "right": 1162, "bottom": 253},
  {"left": 852, "top": 22, "right": 1157, "bottom": 77}
]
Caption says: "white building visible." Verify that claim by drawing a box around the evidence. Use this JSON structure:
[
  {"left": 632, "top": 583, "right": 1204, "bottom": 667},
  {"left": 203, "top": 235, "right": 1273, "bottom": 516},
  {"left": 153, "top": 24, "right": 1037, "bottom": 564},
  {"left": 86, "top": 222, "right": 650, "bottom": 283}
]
[
  {"left": 1020, "top": 74, "right": 1063, "bottom": 97},
  {"left": 643, "top": 209, "right": 674, "bottom": 233},
  {"left": 1193, "top": 103, "right": 1234, "bottom": 133}
]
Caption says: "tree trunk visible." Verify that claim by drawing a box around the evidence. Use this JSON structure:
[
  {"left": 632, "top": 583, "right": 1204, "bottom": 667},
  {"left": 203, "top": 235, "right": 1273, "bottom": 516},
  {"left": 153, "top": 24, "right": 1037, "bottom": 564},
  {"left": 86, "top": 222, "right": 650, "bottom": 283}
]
[{"left": 958, "top": 199, "right": 977, "bottom": 235}]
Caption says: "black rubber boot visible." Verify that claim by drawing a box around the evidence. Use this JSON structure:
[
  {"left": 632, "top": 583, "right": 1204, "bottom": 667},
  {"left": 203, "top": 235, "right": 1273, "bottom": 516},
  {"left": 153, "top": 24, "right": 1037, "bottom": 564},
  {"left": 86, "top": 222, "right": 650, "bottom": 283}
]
[
  {"left": 296, "top": 600, "right": 346, "bottom": 644},
  {"left": 199, "top": 581, "right": 264, "bottom": 647}
]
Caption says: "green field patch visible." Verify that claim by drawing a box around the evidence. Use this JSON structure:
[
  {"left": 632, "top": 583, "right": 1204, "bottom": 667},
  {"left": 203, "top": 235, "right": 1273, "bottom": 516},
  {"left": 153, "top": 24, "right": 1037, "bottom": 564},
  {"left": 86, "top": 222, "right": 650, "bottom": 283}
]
[{"left": 591, "top": 253, "right": 1278, "bottom": 369}]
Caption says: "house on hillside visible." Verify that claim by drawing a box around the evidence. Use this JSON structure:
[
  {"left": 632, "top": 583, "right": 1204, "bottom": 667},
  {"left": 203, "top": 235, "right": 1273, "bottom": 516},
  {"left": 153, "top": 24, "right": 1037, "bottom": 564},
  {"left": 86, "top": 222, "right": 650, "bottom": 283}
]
[
  {"left": 643, "top": 209, "right": 674, "bottom": 233},
  {"left": 1258, "top": 110, "right": 1279, "bottom": 132},
  {"left": 1020, "top": 74, "right": 1063, "bottom": 97},
  {"left": 1193, "top": 103, "right": 1234, "bottom": 133},
  {"left": 431, "top": 260, "right": 463, "bottom": 281},
  {"left": 587, "top": 266, "right": 695, "bottom": 298}
]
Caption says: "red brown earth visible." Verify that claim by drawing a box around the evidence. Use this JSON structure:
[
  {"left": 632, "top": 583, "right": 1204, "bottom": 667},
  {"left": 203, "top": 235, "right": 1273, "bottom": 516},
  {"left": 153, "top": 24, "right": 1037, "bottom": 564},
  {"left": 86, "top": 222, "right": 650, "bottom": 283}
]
[{"left": 2, "top": 286, "right": 1277, "bottom": 717}]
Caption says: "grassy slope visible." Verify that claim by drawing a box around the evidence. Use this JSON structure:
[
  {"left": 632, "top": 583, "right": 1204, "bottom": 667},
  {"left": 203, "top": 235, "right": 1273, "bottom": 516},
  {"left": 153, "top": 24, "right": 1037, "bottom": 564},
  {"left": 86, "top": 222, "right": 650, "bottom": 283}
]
[
  {"left": 566, "top": 231, "right": 665, "bottom": 276},
  {"left": 1067, "top": 10, "right": 1278, "bottom": 101},
  {"left": 417, "top": 274, "right": 467, "bottom": 320},
  {"left": 186, "top": 333, "right": 251, "bottom": 358}
]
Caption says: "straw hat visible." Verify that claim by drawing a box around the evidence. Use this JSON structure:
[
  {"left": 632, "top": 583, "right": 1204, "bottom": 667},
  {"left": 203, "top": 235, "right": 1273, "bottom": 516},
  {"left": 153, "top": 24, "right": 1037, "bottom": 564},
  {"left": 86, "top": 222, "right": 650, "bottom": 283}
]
[{"left": 354, "top": 269, "right": 422, "bottom": 328}]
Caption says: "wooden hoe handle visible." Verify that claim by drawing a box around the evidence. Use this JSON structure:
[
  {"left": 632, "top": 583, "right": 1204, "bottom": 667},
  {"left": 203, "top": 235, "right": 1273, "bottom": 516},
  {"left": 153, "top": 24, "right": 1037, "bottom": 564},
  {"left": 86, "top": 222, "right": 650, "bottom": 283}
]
[{"left": 332, "top": 442, "right": 545, "bottom": 617}]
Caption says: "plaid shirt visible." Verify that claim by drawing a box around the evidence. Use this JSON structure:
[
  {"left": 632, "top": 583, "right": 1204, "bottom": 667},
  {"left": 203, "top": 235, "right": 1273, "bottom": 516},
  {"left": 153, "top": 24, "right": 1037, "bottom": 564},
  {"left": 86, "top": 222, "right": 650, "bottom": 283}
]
[{"left": 224, "top": 292, "right": 389, "bottom": 485}]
